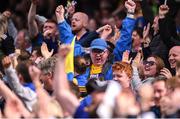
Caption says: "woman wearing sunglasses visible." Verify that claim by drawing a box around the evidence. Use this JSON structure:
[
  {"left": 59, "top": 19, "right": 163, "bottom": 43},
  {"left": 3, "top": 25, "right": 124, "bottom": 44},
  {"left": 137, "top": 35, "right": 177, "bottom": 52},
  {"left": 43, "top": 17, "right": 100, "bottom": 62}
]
[{"left": 140, "top": 55, "right": 165, "bottom": 84}]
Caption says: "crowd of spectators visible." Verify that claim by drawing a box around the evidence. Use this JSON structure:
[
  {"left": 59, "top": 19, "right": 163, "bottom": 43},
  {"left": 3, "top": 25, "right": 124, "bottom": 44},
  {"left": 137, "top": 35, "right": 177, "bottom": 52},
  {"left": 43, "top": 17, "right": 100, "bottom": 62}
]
[{"left": 0, "top": 0, "right": 180, "bottom": 118}]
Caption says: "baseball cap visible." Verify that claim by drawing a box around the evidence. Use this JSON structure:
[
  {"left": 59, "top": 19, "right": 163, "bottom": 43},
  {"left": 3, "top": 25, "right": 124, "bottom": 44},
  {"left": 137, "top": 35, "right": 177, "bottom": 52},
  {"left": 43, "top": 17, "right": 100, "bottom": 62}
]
[{"left": 90, "top": 38, "right": 108, "bottom": 50}]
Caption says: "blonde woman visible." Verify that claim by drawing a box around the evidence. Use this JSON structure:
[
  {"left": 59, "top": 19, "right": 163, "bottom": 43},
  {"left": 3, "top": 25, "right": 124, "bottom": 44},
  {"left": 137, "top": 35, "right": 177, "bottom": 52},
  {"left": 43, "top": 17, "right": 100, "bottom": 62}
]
[
  {"left": 0, "top": 13, "right": 15, "bottom": 57},
  {"left": 0, "top": 13, "right": 8, "bottom": 40}
]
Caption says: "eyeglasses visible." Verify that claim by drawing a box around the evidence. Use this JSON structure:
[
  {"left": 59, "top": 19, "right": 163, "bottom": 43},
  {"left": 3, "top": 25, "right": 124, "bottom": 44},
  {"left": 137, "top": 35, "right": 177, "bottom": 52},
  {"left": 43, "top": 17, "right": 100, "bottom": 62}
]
[
  {"left": 91, "top": 49, "right": 106, "bottom": 54},
  {"left": 143, "top": 60, "right": 156, "bottom": 66}
]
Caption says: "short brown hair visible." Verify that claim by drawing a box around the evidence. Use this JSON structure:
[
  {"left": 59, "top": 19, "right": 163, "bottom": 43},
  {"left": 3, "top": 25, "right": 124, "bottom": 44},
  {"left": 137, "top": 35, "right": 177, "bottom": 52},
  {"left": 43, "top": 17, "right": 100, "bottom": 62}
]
[
  {"left": 112, "top": 62, "right": 133, "bottom": 79},
  {"left": 45, "top": 19, "right": 57, "bottom": 25},
  {"left": 16, "top": 60, "right": 33, "bottom": 83}
]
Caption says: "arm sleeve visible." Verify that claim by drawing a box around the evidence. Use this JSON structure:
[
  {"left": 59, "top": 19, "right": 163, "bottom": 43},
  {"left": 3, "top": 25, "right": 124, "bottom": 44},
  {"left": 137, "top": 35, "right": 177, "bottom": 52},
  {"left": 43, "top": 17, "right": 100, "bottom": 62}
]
[
  {"left": 80, "top": 31, "right": 99, "bottom": 47},
  {"left": 113, "top": 17, "right": 136, "bottom": 61},
  {"left": 4, "top": 65, "right": 36, "bottom": 102},
  {"left": 140, "top": 0, "right": 154, "bottom": 24},
  {"left": 7, "top": 19, "right": 18, "bottom": 40},
  {"left": 159, "top": 16, "right": 180, "bottom": 49},
  {"left": 58, "top": 20, "right": 75, "bottom": 44},
  {"left": 131, "top": 66, "right": 142, "bottom": 91}
]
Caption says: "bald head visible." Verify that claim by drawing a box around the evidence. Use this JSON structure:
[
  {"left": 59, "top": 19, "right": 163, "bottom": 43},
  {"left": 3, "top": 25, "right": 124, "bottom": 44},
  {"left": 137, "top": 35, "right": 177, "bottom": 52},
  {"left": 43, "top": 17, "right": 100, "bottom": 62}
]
[
  {"left": 71, "top": 12, "right": 89, "bottom": 32},
  {"left": 74, "top": 12, "right": 88, "bottom": 25},
  {"left": 169, "top": 46, "right": 180, "bottom": 69}
]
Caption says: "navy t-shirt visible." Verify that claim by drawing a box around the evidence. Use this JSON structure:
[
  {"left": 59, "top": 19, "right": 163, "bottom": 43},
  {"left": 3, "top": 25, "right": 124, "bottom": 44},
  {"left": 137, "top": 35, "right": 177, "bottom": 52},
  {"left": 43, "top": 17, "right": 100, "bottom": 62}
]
[{"left": 32, "top": 33, "right": 59, "bottom": 54}]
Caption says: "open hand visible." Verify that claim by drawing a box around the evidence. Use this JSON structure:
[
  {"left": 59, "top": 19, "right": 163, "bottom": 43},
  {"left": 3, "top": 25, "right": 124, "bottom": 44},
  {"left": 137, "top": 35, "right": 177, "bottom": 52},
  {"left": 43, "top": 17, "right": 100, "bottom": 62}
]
[
  {"left": 132, "top": 50, "right": 142, "bottom": 67},
  {"left": 143, "top": 23, "right": 151, "bottom": 48},
  {"left": 160, "top": 68, "right": 172, "bottom": 79},
  {"left": 122, "top": 50, "right": 132, "bottom": 64},
  {"left": 65, "top": 1, "right": 76, "bottom": 17},
  {"left": 41, "top": 42, "right": 54, "bottom": 59}
]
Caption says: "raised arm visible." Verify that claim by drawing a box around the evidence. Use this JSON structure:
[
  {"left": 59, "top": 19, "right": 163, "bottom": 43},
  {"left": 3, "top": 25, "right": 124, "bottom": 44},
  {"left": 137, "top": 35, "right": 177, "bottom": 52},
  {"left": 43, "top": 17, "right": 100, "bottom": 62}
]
[
  {"left": 113, "top": 0, "right": 136, "bottom": 61},
  {"left": 140, "top": 0, "right": 154, "bottom": 24},
  {"left": 2, "top": 10, "right": 18, "bottom": 40},
  {"left": 2, "top": 57, "right": 35, "bottom": 97},
  {"left": 56, "top": 5, "right": 74, "bottom": 44},
  {"left": 28, "top": 0, "right": 39, "bottom": 38},
  {"left": 29, "top": 65, "right": 63, "bottom": 118},
  {"left": 0, "top": 80, "right": 30, "bottom": 118},
  {"left": 158, "top": 5, "right": 180, "bottom": 49},
  {"left": 2, "top": 56, "right": 37, "bottom": 111},
  {"left": 0, "top": 80, "right": 16, "bottom": 101},
  {"left": 53, "top": 44, "right": 79, "bottom": 116}
]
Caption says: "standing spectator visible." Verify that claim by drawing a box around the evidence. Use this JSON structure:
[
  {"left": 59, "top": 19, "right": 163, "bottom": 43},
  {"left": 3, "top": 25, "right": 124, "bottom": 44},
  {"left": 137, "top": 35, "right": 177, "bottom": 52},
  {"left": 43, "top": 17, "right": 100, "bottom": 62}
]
[
  {"left": 28, "top": 0, "right": 59, "bottom": 53},
  {"left": 56, "top": 0, "right": 136, "bottom": 81}
]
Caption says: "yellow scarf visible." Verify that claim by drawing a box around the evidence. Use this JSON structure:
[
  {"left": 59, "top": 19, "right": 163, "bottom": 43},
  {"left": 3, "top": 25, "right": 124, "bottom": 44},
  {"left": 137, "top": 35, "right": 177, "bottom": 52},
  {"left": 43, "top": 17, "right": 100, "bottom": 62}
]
[{"left": 90, "top": 64, "right": 103, "bottom": 75}]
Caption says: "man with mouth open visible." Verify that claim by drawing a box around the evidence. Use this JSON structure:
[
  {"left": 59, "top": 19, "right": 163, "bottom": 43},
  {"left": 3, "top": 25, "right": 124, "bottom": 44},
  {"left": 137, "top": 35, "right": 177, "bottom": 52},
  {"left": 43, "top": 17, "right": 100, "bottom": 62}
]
[{"left": 56, "top": 0, "right": 137, "bottom": 81}]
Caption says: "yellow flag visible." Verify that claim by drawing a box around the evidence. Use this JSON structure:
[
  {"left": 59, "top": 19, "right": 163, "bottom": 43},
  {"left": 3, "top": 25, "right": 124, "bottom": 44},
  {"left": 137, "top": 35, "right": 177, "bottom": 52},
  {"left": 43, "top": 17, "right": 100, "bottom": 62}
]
[{"left": 65, "top": 36, "right": 76, "bottom": 80}]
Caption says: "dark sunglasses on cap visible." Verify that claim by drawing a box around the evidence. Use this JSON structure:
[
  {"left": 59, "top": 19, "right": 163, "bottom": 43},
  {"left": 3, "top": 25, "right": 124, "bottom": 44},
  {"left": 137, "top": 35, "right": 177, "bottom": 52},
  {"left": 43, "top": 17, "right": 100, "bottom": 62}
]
[
  {"left": 143, "top": 60, "right": 156, "bottom": 66},
  {"left": 91, "top": 49, "right": 106, "bottom": 54}
]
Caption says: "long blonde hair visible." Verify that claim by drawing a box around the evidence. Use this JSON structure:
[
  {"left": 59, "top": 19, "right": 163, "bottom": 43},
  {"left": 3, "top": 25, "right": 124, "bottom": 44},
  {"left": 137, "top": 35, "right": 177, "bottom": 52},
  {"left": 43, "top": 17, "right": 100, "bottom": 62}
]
[{"left": 0, "top": 13, "right": 8, "bottom": 37}]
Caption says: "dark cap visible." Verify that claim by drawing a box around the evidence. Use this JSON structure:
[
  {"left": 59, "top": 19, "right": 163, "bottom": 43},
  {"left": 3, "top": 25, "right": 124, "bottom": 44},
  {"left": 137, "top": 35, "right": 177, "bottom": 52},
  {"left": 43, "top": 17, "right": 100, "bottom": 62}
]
[{"left": 86, "top": 78, "right": 108, "bottom": 94}]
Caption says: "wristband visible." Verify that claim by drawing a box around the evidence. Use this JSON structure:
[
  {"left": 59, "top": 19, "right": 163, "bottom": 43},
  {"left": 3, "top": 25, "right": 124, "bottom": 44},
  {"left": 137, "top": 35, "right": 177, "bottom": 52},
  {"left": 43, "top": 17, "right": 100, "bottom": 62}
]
[
  {"left": 127, "top": 13, "right": 135, "bottom": 19},
  {"left": 127, "top": 9, "right": 135, "bottom": 14},
  {"left": 159, "top": 14, "right": 165, "bottom": 19},
  {"left": 127, "top": 11, "right": 135, "bottom": 15}
]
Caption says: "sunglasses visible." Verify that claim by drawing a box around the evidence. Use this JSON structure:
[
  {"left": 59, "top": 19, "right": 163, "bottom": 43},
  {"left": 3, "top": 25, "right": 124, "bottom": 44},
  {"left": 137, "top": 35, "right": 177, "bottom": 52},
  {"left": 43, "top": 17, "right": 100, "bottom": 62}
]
[
  {"left": 143, "top": 60, "right": 156, "bottom": 66},
  {"left": 91, "top": 49, "right": 106, "bottom": 54}
]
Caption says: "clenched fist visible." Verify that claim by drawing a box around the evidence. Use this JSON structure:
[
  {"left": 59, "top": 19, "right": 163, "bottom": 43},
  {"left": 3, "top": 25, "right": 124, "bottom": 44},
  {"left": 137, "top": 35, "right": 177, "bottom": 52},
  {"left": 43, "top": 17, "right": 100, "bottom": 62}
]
[
  {"left": 2, "top": 56, "right": 12, "bottom": 69},
  {"left": 159, "top": 5, "right": 169, "bottom": 19},
  {"left": 56, "top": 5, "right": 65, "bottom": 23},
  {"left": 125, "top": 0, "right": 136, "bottom": 13}
]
